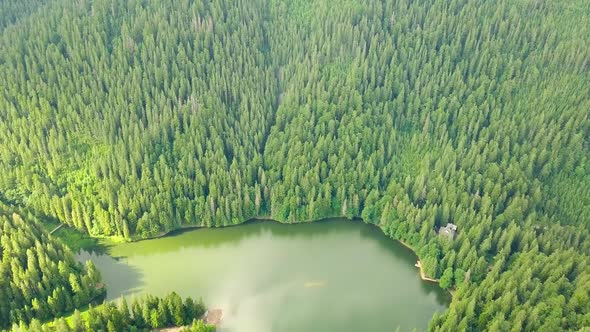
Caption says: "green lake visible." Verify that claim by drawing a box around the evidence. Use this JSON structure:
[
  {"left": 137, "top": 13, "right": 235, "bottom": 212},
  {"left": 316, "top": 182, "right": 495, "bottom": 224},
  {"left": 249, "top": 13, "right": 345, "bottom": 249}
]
[{"left": 77, "top": 219, "right": 450, "bottom": 331}]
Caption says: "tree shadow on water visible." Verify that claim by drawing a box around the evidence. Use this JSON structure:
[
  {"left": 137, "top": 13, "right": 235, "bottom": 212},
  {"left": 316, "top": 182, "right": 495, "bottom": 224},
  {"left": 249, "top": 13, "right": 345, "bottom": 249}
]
[{"left": 76, "top": 250, "right": 144, "bottom": 301}]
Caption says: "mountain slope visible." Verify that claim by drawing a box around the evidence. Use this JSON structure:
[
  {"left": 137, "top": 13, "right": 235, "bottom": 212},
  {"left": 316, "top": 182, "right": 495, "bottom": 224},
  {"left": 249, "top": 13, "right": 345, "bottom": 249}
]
[{"left": 0, "top": 0, "right": 589, "bottom": 330}]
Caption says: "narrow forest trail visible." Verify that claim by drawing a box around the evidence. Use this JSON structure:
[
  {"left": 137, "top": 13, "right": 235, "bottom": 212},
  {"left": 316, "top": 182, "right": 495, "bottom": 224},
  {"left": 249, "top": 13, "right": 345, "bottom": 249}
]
[{"left": 49, "top": 223, "right": 64, "bottom": 235}]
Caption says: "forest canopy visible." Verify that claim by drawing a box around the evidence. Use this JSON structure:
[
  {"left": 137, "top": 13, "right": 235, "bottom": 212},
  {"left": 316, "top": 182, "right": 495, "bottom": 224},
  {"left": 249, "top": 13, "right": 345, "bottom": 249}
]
[
  {"left": 0, "top": 0, "right": 589, "bottom": 330},
  {"left": 0, "top": 203, "right": 104, "bottom": 330},
  {"left": 16, "top": 292, "right": 211, "bottom": 332}
]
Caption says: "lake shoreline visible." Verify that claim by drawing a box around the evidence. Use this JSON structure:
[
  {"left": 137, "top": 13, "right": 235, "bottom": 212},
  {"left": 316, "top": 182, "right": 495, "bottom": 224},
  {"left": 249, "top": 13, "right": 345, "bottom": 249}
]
[
  {"left": 121, "top": 215, "right": 452, "bottom": 297},
  {"left": 395, "top": 239, "right": 440, "bottom": 283},
  {"left": 82, "top": 217, "right": 450, "bottom": 331},
  {"left": 394, "top": 237, "right": 456, "bottom": 297},
  {"left": 77, "top": 215, "right": 453, "bottom": 297},
  {"left": 135, "top": 215, "right": 362, "bottom": 241}
]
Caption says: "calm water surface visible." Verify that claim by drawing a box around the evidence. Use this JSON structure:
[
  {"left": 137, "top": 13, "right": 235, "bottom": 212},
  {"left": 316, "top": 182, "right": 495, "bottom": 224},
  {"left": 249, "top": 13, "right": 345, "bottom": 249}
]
[{"left": 77, "top": 219, "right": 450, "bottom": 331}]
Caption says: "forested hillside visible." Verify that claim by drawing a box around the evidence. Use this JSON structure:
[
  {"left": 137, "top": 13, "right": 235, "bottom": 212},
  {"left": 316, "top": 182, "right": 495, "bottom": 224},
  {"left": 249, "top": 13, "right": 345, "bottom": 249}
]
[
  {"left": 0, "top": 0, "right": 589, "bottom": 330},
  {"left": 0, "top": 203, "right": 104, "bottom": 330}
]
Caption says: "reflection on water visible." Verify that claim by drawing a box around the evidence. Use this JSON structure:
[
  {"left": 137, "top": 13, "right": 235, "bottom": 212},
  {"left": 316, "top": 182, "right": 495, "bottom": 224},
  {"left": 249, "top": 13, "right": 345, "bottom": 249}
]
[
  {"left": 77, "top": 219, "right": 450, "bottom": 332},
  {"left": 76, "top": 250, "right": 144, "bottom": 299}
]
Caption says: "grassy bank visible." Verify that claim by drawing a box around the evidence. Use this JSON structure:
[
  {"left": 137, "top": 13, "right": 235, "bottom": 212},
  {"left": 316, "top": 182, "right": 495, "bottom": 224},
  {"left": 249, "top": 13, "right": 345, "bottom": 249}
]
[{"left": 40, "top": 219, "right": 126, "bottom": 253}]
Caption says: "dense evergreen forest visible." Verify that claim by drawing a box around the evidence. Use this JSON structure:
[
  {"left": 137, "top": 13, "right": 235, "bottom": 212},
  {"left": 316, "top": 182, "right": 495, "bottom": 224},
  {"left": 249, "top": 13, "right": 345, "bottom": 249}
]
[
  {"left": 0, "top": 203, "right": 104, "bottom": 330},
  {"left": 0, "top": 0, "right": 50, "bottom": 30},
  {"left": 16, "top": 293, "right": 211, "bottom": 332},
  {"left": 0, "top": 0, "right": 589, "bottom": 330}
]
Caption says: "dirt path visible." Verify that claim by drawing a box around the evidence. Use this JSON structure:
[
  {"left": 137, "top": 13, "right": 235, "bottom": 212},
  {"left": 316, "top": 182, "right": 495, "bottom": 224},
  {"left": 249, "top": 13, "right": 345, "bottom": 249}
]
[
  {"left": 396, "top": 239, "right": 441, "bottom": 283},
  {"left": 414, "top": 260, "right": 440, "bottom": 282},
  {"left": 155, "top": 327, "right": 185, "bottom": 332}
]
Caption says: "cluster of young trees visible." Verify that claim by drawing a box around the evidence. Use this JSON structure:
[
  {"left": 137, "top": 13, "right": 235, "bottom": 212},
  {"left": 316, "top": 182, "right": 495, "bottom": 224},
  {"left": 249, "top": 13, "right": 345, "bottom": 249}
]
[
  {"left": 0, "top": 203, "right": 105, "bottom": 330},
  {"left": 0, "top": 0, "right": 589, "bottom": 330},
  {"left": 181, "top": 320, "right": 216, "bottom": 332},
  {"left": 14, "top": 292, "right": 212, "bottom": 332}
]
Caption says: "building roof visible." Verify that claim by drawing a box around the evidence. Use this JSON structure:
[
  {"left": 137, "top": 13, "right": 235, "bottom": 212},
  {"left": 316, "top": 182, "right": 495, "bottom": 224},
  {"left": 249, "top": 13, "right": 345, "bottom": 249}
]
[
  {"left": 446, "top": 223, "right": 457, "bottom": 231},
  {"left": 438, "top": 223, "right": 458, "bottom": 239}
]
